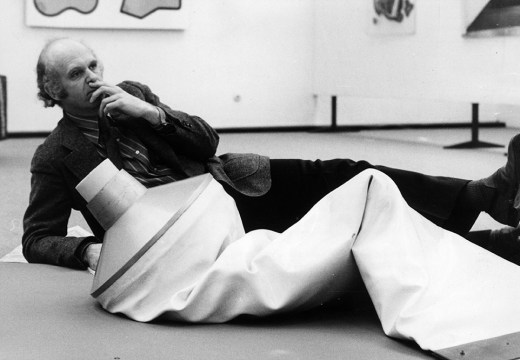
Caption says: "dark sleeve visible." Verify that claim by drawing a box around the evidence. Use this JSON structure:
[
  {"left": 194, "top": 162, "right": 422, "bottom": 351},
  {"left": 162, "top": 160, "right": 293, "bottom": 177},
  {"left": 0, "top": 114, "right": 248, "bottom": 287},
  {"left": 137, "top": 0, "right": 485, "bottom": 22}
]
[
  {"left": 22, "top": 146, "right": 98, "bottom": 269},
  {"left": 117, "top": 80, "right": 220, "bottom": 161}
]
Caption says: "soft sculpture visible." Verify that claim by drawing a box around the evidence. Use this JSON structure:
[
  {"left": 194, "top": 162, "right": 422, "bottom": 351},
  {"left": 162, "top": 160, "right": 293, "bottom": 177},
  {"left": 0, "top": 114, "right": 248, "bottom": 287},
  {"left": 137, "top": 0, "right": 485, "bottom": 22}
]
[{"left": 77, "top": 160, "right": 520, "bottom": 353}]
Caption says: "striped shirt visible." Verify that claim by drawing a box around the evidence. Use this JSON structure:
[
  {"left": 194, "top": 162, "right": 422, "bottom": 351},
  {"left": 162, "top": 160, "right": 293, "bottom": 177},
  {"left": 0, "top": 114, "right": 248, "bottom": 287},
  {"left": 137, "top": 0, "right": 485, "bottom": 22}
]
[{"left": 65, "top": 112, "right": 178, "bottom": 188}]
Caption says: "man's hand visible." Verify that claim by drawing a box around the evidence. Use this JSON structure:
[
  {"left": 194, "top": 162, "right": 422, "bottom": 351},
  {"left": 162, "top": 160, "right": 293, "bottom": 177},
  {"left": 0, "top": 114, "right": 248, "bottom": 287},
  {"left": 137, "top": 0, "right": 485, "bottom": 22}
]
[
  {"left": 88, "top": 80, "right": 161, "bottom": 126},
  {"left": 83, "top": 243, "right": 102, "bottom": 270}
]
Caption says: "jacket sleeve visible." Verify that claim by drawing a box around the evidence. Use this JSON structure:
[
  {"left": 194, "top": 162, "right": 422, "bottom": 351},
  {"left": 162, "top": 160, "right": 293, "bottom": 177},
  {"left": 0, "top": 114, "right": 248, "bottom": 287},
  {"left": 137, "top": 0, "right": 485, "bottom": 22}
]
[
  {"left": 117, "top": 80, "right": 220, "bottom": 161},
  {"left": 22, "top": 145, "right": 97, "bottom": 269}
]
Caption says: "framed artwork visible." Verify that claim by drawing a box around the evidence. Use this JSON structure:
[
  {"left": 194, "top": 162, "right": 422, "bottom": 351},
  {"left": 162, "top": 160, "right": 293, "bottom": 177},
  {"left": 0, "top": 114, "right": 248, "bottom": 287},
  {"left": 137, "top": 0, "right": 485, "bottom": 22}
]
[
  {"left": 464, "top": 0, "right": 520, "bottom": 37},
  {"left": 367, "top": 0, "right": 416, "bottom": 36},
  {"left": 26, "top": 0, "right": 189, "bottom": 30}
]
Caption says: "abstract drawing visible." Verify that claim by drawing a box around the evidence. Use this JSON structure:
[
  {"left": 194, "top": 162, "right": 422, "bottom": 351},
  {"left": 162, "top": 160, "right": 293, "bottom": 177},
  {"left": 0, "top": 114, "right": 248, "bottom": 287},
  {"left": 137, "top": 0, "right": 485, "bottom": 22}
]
[
  {"left": 367, "top": 0, "right": 416, "bottom": 35},
  {"left": 26, "top": 0, "right": 188, "bottom": 29},
  {"left": 464, "top": 0, "right": 520, "bottom": 37},
  {"left": 33, "top": 0, "right": 98, "bottom": 17},
  {"left": 373, "top": 0, "right": 414, "bottom": 23},
  {"left": 121, "top": 0, "right": 181, "bottom": 19}
]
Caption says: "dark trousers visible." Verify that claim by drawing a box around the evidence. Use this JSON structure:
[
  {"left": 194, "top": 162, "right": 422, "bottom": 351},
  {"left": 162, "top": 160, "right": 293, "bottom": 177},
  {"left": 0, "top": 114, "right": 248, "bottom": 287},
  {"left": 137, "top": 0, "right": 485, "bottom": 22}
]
[{"left": 228, "top": 159, "right": 473, "bottom": 236}]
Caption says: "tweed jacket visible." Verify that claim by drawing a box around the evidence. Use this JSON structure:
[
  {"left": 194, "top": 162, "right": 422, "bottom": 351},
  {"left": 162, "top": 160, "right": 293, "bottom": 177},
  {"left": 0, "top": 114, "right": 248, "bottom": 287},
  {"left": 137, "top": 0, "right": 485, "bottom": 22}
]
[{"left": 22, "top": 81, "right": 271, "bottom": 269}]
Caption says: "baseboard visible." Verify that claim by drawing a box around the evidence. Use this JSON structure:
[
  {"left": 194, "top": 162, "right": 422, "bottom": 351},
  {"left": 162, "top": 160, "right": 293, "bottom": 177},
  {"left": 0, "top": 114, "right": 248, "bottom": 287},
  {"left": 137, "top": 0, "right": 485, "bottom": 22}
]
[
  {"left": 5, "top": 131, "right": 52, "bottom": 138},
  {"left": 217, "top": 121, "right": 506, "bottom": 133},
  {"left": 310, "top": 121, "right": 506, "bottom": 133},
  {"left": 3, "top": 121, "right": 507, "bottom": 138}
]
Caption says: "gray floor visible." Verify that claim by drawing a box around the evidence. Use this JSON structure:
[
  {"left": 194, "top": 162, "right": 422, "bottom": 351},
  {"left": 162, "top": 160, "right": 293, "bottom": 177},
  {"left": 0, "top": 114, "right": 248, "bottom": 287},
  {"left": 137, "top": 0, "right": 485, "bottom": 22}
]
[{"left": 1, "top": 126, "right": 516, "bottom": 258}]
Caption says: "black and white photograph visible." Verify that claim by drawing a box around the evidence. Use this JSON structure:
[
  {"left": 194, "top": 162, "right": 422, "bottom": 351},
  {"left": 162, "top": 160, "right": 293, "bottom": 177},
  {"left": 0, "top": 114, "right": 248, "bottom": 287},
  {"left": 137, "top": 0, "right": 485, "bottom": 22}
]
[{"left": 3, "top": 1, "right": 520, "bottom": 359}]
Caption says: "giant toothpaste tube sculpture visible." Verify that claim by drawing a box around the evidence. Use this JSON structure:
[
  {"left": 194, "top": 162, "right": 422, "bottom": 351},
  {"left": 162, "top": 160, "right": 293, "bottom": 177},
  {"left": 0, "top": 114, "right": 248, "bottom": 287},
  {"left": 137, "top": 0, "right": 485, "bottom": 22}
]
[{"left": 77, "top": 159, "right": 520, "bottom": 356}]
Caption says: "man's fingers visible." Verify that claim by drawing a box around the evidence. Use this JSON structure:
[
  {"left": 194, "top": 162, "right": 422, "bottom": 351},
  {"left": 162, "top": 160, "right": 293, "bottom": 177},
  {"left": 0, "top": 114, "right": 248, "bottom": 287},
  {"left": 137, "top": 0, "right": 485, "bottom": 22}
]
[
  {"left": 89, "top": 83, "right": 120, "bottom": 103},
  {"left": 83, "top": 243, "right": 102, "bottom": 270},
  {"left": 98, "top": 93, "right": 115, "bottom": 118},
  {"left": 90, "top": 86, "right": 113, "bottom": 103},
  {"left": 100, "top": 94, "right": 121, "bottom": 115},
  {"left": 90, "top": 87, "right": 106, "bottom": 103},
  {"left": 96, "top": 88, "right": 148, "bottom": 120}
]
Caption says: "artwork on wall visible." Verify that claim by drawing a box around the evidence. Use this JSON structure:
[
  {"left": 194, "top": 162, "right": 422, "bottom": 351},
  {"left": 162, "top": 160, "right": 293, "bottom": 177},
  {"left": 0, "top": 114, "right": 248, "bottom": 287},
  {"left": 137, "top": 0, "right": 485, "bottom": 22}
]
[
  {"left": 367, "top": 0, "right": 416, "bottom": 36},
  {"left": 26, "top": 0, "right": 188, "bottom": 29},
  {"left": 464, "top": 0, "right": 520, "bottom": 37}
]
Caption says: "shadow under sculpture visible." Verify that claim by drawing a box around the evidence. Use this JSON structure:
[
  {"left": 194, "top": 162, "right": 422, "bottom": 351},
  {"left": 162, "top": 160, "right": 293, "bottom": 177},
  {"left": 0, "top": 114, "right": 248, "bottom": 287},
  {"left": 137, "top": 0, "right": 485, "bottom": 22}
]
[{"left": 77, "top": 159, "right": 520, "bottom": 355}]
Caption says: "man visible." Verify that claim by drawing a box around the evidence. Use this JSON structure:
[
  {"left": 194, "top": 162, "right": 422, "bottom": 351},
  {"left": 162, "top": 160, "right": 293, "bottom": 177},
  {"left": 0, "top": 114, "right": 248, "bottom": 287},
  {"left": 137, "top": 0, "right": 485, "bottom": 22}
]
[{"left": 22, "top": 38, "right": 520, "bottom": 270}]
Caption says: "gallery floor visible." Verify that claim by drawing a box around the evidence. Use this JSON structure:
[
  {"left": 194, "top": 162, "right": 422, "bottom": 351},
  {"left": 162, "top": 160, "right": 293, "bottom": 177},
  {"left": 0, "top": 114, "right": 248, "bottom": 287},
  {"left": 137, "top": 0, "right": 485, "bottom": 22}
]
[{"left": 0, "top": 126, "right": 517, "bottom": 359}]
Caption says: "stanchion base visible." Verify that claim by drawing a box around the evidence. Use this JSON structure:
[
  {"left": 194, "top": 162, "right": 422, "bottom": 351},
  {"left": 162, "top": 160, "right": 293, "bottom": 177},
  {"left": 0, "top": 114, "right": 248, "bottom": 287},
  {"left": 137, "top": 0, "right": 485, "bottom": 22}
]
[{"left": 444, "top": 141, "right": 503, "bottom": 149}]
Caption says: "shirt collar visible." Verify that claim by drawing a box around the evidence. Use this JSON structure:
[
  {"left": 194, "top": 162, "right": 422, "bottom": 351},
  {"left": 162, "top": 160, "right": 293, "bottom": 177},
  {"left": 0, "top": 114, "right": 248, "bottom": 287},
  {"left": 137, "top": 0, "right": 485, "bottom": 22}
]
[{"left": 64, "top": 111, "right": 99, "bottom": 130}]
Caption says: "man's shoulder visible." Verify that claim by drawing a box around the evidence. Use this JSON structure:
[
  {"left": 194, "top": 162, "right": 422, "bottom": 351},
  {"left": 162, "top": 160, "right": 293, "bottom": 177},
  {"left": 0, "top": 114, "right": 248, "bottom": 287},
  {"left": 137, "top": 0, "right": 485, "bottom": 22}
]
[
  {"left": 32, "top": 120, "right": 74, "bottom": 165},
  {"left": 36, "top": 119, "right": 67, "bottom": 149}
]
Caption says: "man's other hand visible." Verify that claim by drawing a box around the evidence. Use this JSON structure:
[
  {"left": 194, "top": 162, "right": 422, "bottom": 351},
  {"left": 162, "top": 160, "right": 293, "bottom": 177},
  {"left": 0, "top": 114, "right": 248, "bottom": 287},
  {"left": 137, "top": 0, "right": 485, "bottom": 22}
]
[{"left": 83, "top": 243, "right": 102, "bottom": 270}]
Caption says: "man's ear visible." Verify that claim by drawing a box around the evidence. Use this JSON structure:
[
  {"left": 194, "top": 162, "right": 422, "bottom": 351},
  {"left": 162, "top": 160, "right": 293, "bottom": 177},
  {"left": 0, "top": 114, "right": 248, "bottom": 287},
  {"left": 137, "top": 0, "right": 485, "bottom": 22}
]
[{"left": 44, "top": 82, "right": 60, "bottom": 101}]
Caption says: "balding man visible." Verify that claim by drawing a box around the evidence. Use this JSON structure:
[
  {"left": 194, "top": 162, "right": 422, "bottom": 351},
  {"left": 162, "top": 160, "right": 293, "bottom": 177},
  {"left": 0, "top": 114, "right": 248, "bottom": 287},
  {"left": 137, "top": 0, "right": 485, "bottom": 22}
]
[{"left": 22, "top": 38, "right": 520, "bottom": 270}]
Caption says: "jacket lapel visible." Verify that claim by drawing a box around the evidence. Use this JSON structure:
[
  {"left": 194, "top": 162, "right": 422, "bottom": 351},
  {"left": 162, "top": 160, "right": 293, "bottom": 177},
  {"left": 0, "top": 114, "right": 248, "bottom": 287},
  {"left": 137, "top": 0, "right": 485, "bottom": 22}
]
[{"left": 60, "top": 119, "right": 105, "bottom": 181}]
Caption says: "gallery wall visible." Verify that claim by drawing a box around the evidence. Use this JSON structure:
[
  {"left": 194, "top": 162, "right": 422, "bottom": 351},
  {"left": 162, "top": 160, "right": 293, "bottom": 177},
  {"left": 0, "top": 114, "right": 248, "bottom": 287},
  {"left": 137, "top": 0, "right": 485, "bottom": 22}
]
[
  {"left": 3, "top": 0, "right": 520, "bottom": 133},
  {"left": 313, "top": 0, "right": 520, "bottom": 127},
  {"left": 0, "top": 0, "right": 315, "bottom": 133}
]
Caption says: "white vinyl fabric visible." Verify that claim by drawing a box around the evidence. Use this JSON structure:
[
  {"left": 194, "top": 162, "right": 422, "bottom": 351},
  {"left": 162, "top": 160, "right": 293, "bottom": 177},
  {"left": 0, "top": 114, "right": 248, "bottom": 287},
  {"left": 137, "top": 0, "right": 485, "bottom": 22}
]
[
  {"left": 91, "top": 169, "right": 520, "bottom": 351},
  {"left": 352, "top": 171, "right": 520, "bottom": 350},
  {"left": 94, "top": 176, "right": 363, "bottom": 322}
]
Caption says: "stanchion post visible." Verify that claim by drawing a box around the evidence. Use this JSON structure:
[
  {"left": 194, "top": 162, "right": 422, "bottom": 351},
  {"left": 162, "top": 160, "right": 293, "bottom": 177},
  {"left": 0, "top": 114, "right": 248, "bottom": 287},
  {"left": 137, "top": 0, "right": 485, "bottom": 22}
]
[{"left": 0, "top": 75, "right": 6, "bottom": 140}]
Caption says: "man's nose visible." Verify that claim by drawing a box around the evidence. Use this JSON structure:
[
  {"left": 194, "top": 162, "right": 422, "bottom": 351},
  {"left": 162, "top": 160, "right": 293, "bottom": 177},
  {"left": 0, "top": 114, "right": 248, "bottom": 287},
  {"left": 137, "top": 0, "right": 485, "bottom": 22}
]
[{"left": 86, "top": 69, "right": 101, "bottom": 82}]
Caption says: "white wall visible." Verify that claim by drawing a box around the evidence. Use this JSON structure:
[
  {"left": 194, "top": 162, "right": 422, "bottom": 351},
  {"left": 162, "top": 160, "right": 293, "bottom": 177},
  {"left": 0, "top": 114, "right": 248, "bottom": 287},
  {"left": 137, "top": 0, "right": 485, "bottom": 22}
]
[
  {"left": 313, "top": 0, "right": 520, "bottom": 127},
  {"left": 5, "top": 0, "right": 520, "bottom": 132},
  {"left": 0, "top": 0, "right": 315, "bottom": 132}
]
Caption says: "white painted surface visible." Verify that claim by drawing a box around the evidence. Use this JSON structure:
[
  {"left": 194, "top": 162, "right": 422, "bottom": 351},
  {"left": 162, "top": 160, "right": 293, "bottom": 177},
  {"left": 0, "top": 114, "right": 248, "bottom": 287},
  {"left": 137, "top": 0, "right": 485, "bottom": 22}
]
[
  {"left": 0, "top": 0, "right": 315, "bottom": 132},
  {"left": 4, "top": 0, "right": 520, "bottom": 131},
  {"left": 313, "top": 0, "right": 520, "bottom": 126}
]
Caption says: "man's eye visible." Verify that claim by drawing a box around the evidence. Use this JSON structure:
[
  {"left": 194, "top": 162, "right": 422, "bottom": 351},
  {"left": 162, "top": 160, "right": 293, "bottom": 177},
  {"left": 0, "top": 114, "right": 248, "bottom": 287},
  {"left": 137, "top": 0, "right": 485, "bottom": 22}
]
[
  {"left": 70, "top": 72, "right": 79, "bottom": 79},
  {"left": 89, "top": 64, "right": 97, "bottom": 70}
]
